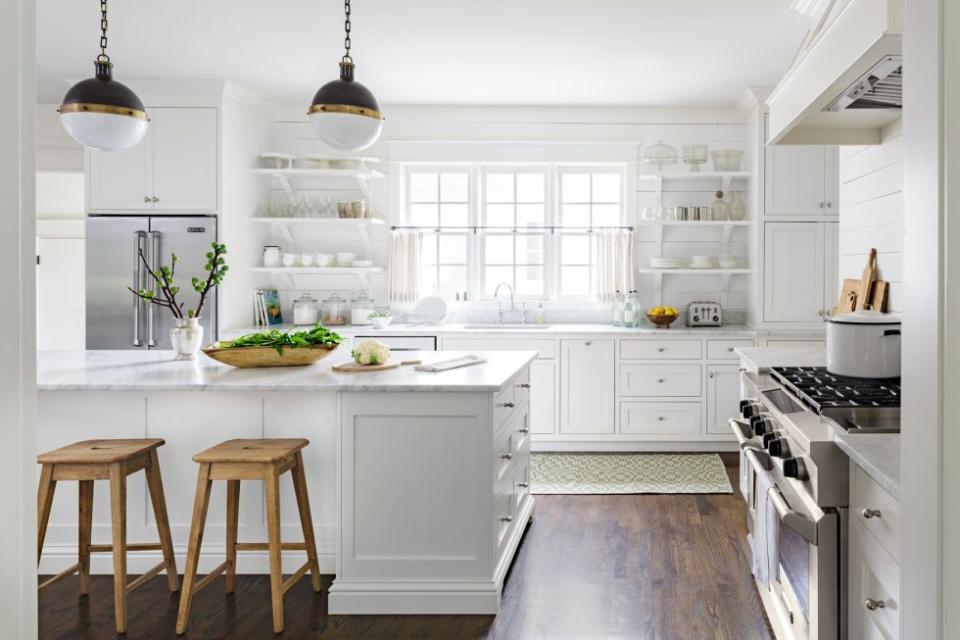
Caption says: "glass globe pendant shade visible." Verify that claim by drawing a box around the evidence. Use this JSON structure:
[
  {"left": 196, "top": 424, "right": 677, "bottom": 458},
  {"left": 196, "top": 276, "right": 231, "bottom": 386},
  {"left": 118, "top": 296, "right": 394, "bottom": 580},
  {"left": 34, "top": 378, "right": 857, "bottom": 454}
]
[
  {"left": 308, "top": 62, "right": 384, "bottom": 152},
  {"left": 58, "top": 61, "right": 149, "bottom": 152}
]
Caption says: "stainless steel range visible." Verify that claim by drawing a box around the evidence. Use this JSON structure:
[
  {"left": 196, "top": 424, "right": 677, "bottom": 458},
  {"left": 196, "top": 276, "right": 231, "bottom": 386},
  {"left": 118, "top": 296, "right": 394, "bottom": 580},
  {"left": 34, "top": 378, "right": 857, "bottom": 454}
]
[{"left": 730, "top": 368, "right": 901, "bottom": 640}]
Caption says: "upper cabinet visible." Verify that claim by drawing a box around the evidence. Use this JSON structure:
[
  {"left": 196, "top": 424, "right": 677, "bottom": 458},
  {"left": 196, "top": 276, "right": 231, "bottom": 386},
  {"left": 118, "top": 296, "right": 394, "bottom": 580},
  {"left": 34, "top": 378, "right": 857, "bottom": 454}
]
[
  {"left": 87, "top": 107, "right": 218, "bottom": 213},
  {"left": 763, "top": 221, "right": 839, "bottom": 323},
  {"left": 765, "top": 143, "right": 838, "bottom": 216}
]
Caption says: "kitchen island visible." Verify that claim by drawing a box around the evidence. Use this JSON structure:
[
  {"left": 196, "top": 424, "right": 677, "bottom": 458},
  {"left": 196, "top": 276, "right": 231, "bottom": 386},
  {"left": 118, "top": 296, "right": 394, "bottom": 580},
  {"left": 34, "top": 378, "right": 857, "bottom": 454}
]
[{"left": 37, "top": 349, "right": 536, "bottom": 614}]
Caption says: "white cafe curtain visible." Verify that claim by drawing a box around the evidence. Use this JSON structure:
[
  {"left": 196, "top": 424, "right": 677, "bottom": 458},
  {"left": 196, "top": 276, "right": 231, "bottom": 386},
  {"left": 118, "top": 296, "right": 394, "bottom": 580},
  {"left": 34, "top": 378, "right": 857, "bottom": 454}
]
[
  {"left": 388, "top": 229, "right": 422, "bottom": 304},
  {"left": 595, "top": 229, "right": 635, "bottom": 303}
]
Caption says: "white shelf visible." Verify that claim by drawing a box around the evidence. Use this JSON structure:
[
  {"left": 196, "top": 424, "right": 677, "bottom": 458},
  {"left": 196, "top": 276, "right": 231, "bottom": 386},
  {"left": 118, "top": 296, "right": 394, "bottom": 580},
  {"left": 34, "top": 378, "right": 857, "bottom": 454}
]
[
  {"left": 634, "top": 220, "right": 751, "bottom": 227},
  {"left": 252, "top": 267, "right": 384, "bottom": 275},
  {"left": 251, "top": 217, "right": 386, "bottom": 225},
  {"left": 251, "top": 167, "right": 385, "bottom": 180},
  {"left": 637, "top": 171, "right": 751, "bottom": 180},
  {"left": 636, "top": 268, "right": 750, "bottom": 274}
]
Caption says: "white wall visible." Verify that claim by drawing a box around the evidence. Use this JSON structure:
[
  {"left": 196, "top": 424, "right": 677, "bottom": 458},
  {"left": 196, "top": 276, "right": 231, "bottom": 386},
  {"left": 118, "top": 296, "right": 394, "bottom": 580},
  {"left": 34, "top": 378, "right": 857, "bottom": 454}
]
[{"left": 838, "top": 120, "right": 903, "bottom": 312}]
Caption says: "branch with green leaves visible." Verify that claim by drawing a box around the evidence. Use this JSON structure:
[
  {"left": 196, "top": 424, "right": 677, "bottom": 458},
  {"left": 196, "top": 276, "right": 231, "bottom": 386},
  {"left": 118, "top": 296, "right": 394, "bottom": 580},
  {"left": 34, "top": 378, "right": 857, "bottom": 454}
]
[{"left": 127, "top": 241, "right": 228, "bottom": 320}]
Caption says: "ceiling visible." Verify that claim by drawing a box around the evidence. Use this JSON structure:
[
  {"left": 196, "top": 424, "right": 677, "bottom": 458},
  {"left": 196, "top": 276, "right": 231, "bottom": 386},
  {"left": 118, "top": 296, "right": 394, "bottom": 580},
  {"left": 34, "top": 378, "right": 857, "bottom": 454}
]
[{"left": 37, "top": 0, "right": 809, "bottom": 107}]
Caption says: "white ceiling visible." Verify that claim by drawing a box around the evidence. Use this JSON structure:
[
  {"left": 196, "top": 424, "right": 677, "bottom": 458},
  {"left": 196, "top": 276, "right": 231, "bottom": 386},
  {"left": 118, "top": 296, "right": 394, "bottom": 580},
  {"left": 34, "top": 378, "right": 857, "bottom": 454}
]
[{"left": 37, "top": 0, "right": 809, "bottom": 107}]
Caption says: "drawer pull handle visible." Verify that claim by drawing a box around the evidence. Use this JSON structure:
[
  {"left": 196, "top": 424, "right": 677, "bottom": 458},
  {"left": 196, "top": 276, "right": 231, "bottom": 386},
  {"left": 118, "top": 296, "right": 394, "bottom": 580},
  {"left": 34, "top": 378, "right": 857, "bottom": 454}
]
[
  {"left": 585, "top": 341, "right": 592, "bottom": 346},
  {"left": 657, "top": 416, "right": 666, "bottom": 421},
  {"left": 657, "top": 347, "right": 666, "bottom": 352},
  {"left": 500, "top": 516, "right": 513, "bottom": 523},
  {"left": 517, "top": 383, "right": 531, "bottom": 389},
  {"left": 727, "top": 347, "right": 734, "bottom": 352},
  {"left": 864, "top": 598, "right": 886, "bottom": 611},
  {"left": 499, "top": 402, "right": 515, "bottom": 408},
  {"left": 862, "top": 508, "right": 882, "bottom": 519},
  {"left": 518, "top": 482, "right": 529, "bottom": 488},
  {"left": 517, "top": 427, "right": 530, "bottom": 433},
  {"left": 144, "top": 196, "right": 151, "bottom": 203},
  {"left": 500, "top": 453, "right": 513, "bottom": 460},
  {"left": 657, "top": 378, "right": 665, "bottom": 383}
]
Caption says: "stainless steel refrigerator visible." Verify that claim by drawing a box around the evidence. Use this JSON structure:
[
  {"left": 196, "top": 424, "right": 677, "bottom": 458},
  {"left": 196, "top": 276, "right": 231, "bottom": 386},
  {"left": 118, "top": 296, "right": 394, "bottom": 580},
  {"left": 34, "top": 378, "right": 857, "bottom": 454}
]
[{"left": 86, "top": 215, "right": 218, "bottom": 349}]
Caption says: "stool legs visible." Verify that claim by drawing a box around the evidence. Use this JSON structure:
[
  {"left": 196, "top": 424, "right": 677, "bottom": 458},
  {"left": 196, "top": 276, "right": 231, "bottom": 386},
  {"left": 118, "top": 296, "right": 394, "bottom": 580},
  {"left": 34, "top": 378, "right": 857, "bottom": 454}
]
[
  {"left": 109, "top": 463, "right": 128, "bottom": 634},
  {"left": 176, "top": 463, "right": 213, "bottom": 635},
  {"left": 291, "top": 452, "right": 321, "bottom": 592},
  {"left": 77, "top": 480, "right": 93, "bottom": 594},
  {"left": 37, "top": 464, "right": 56, "bottom": 565},
  {"left": 145, "top": 450, "right": 179, "bottom": 592},
  {"left": 225, "top": 479, "right": 240, "bottom": 593},
  {"left": 264, "top": 463, "right": 285, "bottom": 633}
]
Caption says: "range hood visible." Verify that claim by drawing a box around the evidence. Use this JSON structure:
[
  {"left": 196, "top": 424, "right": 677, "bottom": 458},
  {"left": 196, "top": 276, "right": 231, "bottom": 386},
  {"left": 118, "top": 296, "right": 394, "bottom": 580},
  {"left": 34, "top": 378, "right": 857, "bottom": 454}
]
[{"left": 767, "top": 0, "right": 902, "bottom": 145}]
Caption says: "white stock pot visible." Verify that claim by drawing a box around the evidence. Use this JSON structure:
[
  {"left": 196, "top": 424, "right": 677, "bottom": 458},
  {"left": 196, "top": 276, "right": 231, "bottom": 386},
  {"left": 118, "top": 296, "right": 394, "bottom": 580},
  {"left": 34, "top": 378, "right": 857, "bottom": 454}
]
[{"left": 826, "top": 310, "right": 901, "bottom": 378}]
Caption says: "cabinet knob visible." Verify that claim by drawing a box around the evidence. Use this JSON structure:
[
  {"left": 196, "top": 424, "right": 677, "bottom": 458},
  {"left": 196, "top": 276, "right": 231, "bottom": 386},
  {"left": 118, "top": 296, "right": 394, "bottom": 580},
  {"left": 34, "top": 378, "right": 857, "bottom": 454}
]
[
  {"left": 817, "top": 310, "right": 824, "bottom": 317},
  {"left": 818, "top": 201, "right": 825, "bottom": 208},
  {"left": 862, "top": 508, "right": 882, "bottom": 520},
  {"left": 517, "top": 383, "right": 531, "bottom": 389},
  {"left": 709, "top": 373, "right": 715, "bottom": 378},
  {"left": 584, "top": 341, "right": 592, "bottom": 346},
  {"left": 151, "top": 196, "right": 159, "bottom": 203},
  {"left": 657, "top": 416, "right": 666, "bottom": 421},
  {"left": 727, "top": 347, "right": 734, "bottom": 352},
  {"left": 864, "top": 598, "right": 886, "bottom": 611},
  {"left": 657, "top": 347, "right": 666, "bottom": 352},
  {"left": 500, "top": 516, "right": 513, "bottom": 523},
  {"left": 827, "top": 201, "right": 833, "bottom": 208},
  {"left": 518, "top": 482, "right": 529, "bottom": 488},
  {"left": 500, "top": 453, "right": 513, "bottom": 460},
  {"left": 499, "top": 402, "right": 515, "bottom": 408},
  {"left": 517, "top": 427, "right": 530, "bottom": 434},
  {"left": 657, "top": 378, "right": 665, "bottom": 383},
  {"left": 144, "top": 196, "right": 151, "bottom": 203}
]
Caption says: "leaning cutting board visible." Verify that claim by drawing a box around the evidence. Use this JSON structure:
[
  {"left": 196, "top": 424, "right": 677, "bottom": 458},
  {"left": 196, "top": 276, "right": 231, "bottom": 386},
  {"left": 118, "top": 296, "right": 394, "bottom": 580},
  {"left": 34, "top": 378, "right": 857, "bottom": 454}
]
[
  {"left": 834, "top": 278, "right": 860, "bottom": 315},
  {"left": 869, "top": 280, "right": 888, "bottom": 312},
  {"left": 331, "top": 359, "right": 422, "bottom": 373},
  {"left": 855, "top": 249, "right": 877, "bottom": 310}
]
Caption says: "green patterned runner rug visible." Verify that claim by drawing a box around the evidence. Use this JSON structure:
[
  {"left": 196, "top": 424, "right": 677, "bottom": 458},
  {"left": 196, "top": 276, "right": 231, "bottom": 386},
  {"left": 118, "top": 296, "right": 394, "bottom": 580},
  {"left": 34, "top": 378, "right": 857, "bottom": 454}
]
[{"left": 530, "top": 453, "right": 732, "bottom": 494}]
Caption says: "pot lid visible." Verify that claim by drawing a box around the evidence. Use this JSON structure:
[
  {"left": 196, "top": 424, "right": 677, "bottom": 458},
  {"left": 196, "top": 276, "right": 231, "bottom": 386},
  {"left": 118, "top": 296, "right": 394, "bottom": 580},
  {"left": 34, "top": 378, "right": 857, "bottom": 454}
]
[{"left": 828, "top": 310, "right": 902, "bottom": 325}]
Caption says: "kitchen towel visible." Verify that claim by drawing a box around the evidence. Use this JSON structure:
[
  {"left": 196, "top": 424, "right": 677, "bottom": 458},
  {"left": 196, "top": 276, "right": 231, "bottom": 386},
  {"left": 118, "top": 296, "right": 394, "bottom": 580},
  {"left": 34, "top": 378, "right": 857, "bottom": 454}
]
[
  {"left": 749, "top": 468, "right": 780, "bottom": 588},
  {"left": 595, "top": 229, "right": 635, "bottom": 303},
  {"left": 389, "top": 229, "right": 422, "bottom": 304},
  {"left": 414, "top": 354, "right": 487, "bottom": 372}
]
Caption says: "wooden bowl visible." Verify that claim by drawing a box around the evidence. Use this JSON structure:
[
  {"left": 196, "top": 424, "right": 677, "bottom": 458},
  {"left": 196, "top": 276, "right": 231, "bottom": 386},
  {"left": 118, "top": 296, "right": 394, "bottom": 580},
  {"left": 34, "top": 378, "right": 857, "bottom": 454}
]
[
  {"left": 646, "top": 313, "right": 679, "bottom": 329},
  {"left": 201, "top": 343, "right": 340, "bottom": 368}
]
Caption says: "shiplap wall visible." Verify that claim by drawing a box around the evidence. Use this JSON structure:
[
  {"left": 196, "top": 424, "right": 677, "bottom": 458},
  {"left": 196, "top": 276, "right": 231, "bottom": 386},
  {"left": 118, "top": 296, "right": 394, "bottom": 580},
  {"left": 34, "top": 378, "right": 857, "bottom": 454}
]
[{"left": 838, "top": 121, "right": 904, "bottom": 312}]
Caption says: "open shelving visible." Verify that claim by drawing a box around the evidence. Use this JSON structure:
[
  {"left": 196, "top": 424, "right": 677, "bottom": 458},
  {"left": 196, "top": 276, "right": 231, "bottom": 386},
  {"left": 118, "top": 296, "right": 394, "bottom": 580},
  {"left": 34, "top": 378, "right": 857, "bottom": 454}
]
[
  {"left": 253, "top": 217, "right": 386, "bottom": 255},
  {"left": 636, "top": 267, "right": 751, "bottom": 309},
  {"left": 251, "top": 266, "right": 385, "bottom": 291},
  {"left": 250, "top": 166, "right": 385, "bottom": 200}
]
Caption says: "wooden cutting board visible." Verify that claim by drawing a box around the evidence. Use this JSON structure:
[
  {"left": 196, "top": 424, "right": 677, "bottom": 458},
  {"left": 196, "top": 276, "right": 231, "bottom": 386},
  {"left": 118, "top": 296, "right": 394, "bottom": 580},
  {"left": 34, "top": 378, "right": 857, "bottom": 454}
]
[
  {"left": 869, "top": 280, "right": 888, "bottom": 312},
  {"left": 855, "top": 249, "right": 877, "bottom": 310},
  {"left": 835, "top": 278, "right": 860, "bottom": 315},
  {"left": 331, "top": 359, "right": 422, "bottom": 373}
]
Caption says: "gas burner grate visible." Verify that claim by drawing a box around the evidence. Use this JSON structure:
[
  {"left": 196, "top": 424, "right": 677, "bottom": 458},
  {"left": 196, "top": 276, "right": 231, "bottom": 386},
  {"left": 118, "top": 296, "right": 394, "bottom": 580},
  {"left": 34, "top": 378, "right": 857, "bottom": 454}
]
[{"left": 770, "top": 366, "right": 901, "bottom": 410}]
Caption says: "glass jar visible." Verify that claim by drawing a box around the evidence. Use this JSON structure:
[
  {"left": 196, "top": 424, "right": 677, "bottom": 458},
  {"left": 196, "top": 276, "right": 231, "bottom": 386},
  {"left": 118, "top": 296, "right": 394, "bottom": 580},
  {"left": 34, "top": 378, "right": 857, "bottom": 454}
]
[
  {"left": 321, "top": 293, "right": 346, "bottom": 325},
  {"left": 712, "top": 191, "right": 730, "bottom": 221},
  {"left": 350, "top": 292, "right": 374, "bottom": 325},
  {"left": 262, "top": 245, "right": 281, "bottom": 268},
  {"left": 612, "top": 291, "right": 624, "bottom": 327},
  {"left": 623, "top": 291, "right": 639, "bottom": 328},
  {"left": 729, "top": 191, "right": 746, "bottom": 221},
  {"left": 292, "top": 293, "right": 319, "bottom": 326}
]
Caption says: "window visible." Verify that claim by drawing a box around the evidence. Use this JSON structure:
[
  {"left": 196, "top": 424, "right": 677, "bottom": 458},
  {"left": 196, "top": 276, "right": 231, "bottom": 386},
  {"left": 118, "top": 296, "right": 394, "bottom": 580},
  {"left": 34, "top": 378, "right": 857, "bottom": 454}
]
[
  {"left": 401, "top": 164, "right": 625, "bottom": 301},
  {"left": 405, "top": 168, "right": 470, "bottom": 296},
  {"left": 481, "top": 168, "right": 547, "bottom": 297}
]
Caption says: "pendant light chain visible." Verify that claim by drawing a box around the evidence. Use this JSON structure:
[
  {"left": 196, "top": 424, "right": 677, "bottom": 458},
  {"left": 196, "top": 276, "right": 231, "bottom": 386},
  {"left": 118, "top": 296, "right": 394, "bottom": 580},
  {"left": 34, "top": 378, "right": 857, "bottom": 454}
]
[
  {"left": 97, "top": 0, "right": 110, "bottom": 63},
  {"left": 342, "top": 0, "right": 352, "bottom": 64}
]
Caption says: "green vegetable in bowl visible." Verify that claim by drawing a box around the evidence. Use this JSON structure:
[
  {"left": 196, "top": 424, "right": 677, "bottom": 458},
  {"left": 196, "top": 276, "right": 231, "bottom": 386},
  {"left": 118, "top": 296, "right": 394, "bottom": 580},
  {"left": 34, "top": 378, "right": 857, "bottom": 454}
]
[
  {"left": 215, "top": 324, "right": 342, "bottom": 355},
  {"left": 368, "top": 310, "right": 392, "bottom": 318}
]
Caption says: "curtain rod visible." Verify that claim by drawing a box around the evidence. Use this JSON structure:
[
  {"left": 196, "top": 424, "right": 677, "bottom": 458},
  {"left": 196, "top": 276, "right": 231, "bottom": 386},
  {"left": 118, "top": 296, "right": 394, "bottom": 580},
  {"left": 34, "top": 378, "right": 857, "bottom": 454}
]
[{"left": 390, "top": 224, "right": 633, "bottom": 233}]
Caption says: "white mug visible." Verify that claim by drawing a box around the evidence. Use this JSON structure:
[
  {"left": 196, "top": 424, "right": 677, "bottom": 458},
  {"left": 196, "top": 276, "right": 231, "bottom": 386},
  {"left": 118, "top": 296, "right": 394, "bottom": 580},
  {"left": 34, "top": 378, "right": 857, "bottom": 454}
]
[
  {"left": 300, "top": 253, "right": 315, "bottom": 267},
  {"left": 281, "top": 253, "right": 298, "bottom": 267}
]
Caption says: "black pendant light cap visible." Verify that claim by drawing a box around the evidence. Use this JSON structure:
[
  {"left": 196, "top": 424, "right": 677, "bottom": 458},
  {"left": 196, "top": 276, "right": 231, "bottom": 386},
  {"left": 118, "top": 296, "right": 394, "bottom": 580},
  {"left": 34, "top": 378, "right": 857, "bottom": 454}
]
[
  {"left": 59, "top": 60, "right": 147, "bottom": 119},
  {"left": 308, "top": 62, "right": 383, "bottom": 120}
]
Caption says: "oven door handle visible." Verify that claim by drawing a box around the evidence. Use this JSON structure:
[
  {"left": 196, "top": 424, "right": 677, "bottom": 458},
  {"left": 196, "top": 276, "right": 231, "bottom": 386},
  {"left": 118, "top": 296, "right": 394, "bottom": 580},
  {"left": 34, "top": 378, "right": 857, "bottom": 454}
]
[
  {"left": 744, "top": 447, "right": 773, "bottom": 472},
  {"left": 768, "top": 486, "right": 819, "bottom": 545},
  {"left": 729, "top": 418, "right": 761, "bottom": 450}
]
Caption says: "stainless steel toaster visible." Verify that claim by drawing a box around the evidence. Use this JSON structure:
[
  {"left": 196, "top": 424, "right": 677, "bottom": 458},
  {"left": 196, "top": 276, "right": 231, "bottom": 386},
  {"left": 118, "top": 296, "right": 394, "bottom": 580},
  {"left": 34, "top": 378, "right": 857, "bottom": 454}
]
[{"left": 686, "top": 301, "right": 723, "bottom": 327}]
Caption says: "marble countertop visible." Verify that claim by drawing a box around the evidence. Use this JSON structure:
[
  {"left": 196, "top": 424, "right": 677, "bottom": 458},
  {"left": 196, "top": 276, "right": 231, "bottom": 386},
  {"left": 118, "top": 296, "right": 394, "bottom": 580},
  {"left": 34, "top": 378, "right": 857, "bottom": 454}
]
[
  {"left": 224, "top": 323, "right": 826, "bottom": 339},
  {"left": 37, "top": 350, "right": 536, "bottom": 392},
  {"left": 734, "top": 346, "right": 827, "bottom": 373},
  {"left": 833, "top": 432, "right": 901, "bottom": 499}
]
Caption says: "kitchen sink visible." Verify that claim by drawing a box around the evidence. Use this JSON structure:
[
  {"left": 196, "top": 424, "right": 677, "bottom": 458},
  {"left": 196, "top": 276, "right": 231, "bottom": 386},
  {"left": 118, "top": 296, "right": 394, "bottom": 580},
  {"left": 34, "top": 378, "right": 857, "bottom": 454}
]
[{"left": 463, "top": 324, "right": 552, "bottom": 330}]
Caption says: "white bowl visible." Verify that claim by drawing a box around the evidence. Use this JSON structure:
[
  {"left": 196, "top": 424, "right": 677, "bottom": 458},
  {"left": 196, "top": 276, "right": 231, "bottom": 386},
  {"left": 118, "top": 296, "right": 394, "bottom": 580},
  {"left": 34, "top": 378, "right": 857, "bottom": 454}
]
[
  {"left": 711, "top": 149, "right": 744, "bottom": 171},
  {"left": 370, "top": 316, "right": 392, "bottom": 330},
  {"left": 352, "top": 259, "right": 373, "bottom": 267},
  {"left": 335, "top": 252, "right": 356, "bottom": 267},
  {"left": 315, "top": 253, "right": 332, "bottom": 267},
  {"left": 717, "top": 258, "right": 738, "bottom": 268}
]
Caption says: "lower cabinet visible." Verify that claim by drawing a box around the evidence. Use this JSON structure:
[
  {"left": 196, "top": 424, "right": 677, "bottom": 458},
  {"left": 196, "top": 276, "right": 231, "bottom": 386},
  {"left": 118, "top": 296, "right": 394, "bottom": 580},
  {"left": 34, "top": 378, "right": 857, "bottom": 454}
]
[
  {"left": 619, "top": 402, "right": 701, "bottom": 435},
  {"left": 559, "top": 339, "right": 615, "bottom": 434},
  {"left": 529, "top": 360, "right": 557, "bottom": 435},
  {"left": 706, "top": 364, "right": 741, "bottom": 434}
]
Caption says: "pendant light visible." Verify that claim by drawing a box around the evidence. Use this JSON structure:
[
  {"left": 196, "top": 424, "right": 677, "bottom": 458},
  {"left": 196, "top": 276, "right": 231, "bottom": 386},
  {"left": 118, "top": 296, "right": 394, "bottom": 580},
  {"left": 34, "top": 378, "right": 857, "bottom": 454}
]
[
  {"left": 308, "top": 0, "right": 384, "bottom": 151},
  {"left": 58, "top": 0, "right": 148, "bottom": 152}
]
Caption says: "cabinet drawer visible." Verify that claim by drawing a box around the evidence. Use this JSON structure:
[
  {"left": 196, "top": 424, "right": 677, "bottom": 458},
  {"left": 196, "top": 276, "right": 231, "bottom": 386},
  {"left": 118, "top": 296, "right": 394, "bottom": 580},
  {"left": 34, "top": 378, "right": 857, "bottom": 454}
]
[
  {"left": 494, "top": 427, "right": 515, "bottom": 483},
  {"left": 619, "top": 364, "right": 702, "bottom": 397},
  {"left": 513, "top": 367, "right": 531, "bottom": 406},
  {"left": 706, "top": 339, "right": 754, "bottom": 360},
  {"left": 619, "top": 402, "right": 702, "bottom": 435},
  {"left": 495, "top": 475, "right": 515, "bottom": 557},
  {"left": 493, "top": 383, "right": 516, "bottom": 429},
  {"left": 620, "top": 339, "right": 701, "bottom": 360},
  {"left": 849, "top": 522, "right": 901, "bottom": 640},
  {"left": 850, "top": 464, "right": 900, "bottom": 562},
  {"left": 442, "top": 337, "right": 556, "bottom": 359}
]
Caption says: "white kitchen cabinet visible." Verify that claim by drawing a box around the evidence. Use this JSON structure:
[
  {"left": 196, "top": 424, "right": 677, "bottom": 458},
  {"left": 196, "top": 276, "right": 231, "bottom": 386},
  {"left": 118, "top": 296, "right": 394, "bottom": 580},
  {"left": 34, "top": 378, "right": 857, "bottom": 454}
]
[
  {"left": 529, "top": 359, "right": 558, "bottom": 435},
  {"left": 764, "top": 121, "right": 838, "bottom": 216},
  {"left": 706, "top": 364, "right": 741, "bottom": 434},
  {"left": 560, "top": 339, "right": 615, "bottom": 434},
  {"left": 87, "top": 107, "right": 218, "bottom": 213},
  {"left": 763, "top": 222, "right": 838, "bottom": 322},
  {"left": 36, "top": 236, "right": 85, "bottom": 350}
]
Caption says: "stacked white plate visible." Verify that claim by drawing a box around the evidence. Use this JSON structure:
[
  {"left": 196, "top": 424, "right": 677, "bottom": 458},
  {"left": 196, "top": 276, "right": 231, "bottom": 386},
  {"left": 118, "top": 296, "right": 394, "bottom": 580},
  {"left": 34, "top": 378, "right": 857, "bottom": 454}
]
[
  {"left": 689, "top": 256, "right": 716, "bottom": 269},
  {"left": 649, "top": 258, "right": 685, "bottom": 269}
]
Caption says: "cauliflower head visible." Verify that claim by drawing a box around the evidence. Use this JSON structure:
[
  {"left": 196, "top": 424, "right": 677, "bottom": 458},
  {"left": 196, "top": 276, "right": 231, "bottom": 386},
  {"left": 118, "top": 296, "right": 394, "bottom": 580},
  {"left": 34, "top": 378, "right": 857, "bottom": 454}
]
[{"left": 352, "top": 339, "right": 391, "bottom": 365}]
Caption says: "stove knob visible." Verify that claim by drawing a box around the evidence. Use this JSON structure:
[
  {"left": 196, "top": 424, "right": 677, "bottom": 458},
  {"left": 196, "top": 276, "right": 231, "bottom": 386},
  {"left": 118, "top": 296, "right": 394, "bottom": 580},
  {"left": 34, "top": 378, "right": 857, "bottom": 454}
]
[
  {"left": 750, "top": 415, "right": 774, "bottom": 437},
  {"left": 767, "top": 438, "right": 790, "bottom": 458},
  {"left": 741, "top": 402, "right": 763, "bottom": 419},
  {"left": 762, "top": 431, "right": 781, "bottom": 447},
  {"left": 783, "top": 457, "right": 808, "bottom": 480}
]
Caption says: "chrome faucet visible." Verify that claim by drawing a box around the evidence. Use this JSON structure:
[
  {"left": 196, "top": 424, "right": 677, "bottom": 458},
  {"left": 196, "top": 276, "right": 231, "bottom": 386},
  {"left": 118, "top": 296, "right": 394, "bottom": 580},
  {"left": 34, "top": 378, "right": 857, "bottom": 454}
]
[{"left": 493, "top": 282, "right": 524, "bottom": 324}]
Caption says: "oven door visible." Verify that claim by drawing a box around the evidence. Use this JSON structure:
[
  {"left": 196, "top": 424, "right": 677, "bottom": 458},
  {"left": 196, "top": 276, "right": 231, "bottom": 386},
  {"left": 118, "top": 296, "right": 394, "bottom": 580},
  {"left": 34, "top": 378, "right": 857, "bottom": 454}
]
[{"left": 745, "top": 450, "right": 845, "bottom": 640}]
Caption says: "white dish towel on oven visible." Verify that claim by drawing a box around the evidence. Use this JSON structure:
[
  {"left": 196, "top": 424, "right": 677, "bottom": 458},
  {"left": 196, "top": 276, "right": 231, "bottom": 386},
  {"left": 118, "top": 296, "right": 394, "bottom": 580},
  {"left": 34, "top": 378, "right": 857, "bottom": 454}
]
[{"left": 748, "top": 470, "right": 780, "bottom": 588}]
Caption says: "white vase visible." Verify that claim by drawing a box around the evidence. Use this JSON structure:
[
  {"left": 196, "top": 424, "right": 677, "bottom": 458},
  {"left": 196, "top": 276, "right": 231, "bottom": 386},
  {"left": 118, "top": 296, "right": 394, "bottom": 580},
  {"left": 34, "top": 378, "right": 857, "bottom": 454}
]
[
  {"left": 729, "top": 191, "right": 746, "bottom": 221},
  {"left": 170, "top": 317, "right": 204, "bottom": 360}
]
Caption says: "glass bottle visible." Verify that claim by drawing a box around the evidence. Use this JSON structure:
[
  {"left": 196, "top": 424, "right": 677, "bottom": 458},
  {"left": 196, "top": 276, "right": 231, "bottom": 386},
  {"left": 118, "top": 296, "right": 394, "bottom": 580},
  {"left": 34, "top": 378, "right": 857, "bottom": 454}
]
[
  {"left": 623, "top": 291, "right": 638, "bottom": 328},
  {"left": 711, "top": 190, "right": 730, "bottom": 221},
  {"left": 612, "top": 290, "right": 624, "bottom": 326},
  {"left": 729, "top": 191, "right": 746, "bottom": 221}
]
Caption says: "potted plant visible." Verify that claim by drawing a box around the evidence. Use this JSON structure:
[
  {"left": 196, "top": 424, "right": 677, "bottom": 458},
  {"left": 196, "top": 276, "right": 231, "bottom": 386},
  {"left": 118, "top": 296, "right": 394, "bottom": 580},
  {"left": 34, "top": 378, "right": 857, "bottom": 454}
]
[{"left": 128, "top": 242, "right": 228, "bottom": 359}]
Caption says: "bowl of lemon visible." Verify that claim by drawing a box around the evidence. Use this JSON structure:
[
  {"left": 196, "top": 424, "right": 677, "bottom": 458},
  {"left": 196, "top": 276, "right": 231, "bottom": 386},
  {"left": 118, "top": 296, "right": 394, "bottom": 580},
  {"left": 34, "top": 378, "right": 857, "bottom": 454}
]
[{"left": 646, "top": 306, "right": 680, "bottom": 329}]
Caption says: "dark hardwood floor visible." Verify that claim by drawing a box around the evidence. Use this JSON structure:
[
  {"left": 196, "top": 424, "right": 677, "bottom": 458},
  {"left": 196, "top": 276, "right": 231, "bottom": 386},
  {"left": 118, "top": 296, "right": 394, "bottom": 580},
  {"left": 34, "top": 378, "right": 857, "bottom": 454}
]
[{"left": 39, "top": 465, "right": 772, "bottom": 640}]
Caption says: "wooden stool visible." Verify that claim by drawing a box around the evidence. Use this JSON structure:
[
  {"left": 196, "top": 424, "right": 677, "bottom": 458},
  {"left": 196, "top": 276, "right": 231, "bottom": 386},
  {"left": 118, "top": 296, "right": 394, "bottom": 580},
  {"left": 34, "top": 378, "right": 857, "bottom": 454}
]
[
  {"left": 36, "top": 439, "right": 179, "bottom": 634},
  {"left": 176, "top": 439, "right": 321, "bottom": 635}
]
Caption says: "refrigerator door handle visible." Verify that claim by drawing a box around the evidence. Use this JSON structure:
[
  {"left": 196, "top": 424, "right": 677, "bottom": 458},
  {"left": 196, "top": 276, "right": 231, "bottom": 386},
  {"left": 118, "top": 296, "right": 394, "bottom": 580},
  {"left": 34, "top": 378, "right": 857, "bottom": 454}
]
[
  {"left": 148, "top": 231, "right": 162, "bottom": 347},
  {"left": 133, "top": 231, "right": 147, "bottom": 347}
]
